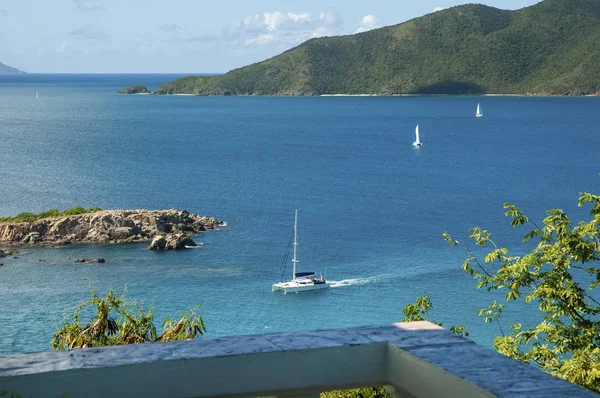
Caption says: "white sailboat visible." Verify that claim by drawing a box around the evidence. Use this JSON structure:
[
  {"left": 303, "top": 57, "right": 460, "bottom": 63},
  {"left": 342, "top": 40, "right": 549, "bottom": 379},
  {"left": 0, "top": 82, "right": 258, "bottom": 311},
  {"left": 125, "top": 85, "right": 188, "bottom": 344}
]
[
  {"left": 475, "top": 103, "right": 483, "bottom": 117},
  {"left": 412, "top": 125, "right": 423, "bottom": 147},
  {"left": 272, "top": 210, "right": 330, "bottom": 294},
  {"left": 35, "top": 92, "right": 39, "bottom": 99}
]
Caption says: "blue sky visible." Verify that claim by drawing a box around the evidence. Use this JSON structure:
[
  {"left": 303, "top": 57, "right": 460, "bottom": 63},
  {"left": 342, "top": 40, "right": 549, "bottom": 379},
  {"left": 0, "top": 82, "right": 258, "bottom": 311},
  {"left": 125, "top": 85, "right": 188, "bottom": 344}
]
[{"left": 1, "top": 0, "right": 540, "bottom": 73}]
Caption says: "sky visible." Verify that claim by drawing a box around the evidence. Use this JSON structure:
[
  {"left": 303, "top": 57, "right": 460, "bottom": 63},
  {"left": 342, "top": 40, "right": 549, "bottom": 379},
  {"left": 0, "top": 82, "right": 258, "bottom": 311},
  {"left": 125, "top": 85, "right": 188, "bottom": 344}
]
[{"left": 0, "top": 0, "right": 542, "bottom": 73}]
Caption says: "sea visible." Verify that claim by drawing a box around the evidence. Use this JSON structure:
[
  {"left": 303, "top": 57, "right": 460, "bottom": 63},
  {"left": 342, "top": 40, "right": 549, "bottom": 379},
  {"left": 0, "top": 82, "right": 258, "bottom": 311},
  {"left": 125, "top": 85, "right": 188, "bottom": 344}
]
[{"left": 0, "top": 74, "right": 599, "bottom": 355}]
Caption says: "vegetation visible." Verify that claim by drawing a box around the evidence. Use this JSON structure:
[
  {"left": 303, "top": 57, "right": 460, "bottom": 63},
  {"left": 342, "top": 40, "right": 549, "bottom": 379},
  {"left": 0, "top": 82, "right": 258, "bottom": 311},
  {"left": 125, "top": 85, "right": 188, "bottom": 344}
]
[
  {"left": 403, "top": 190, "right": 600, "bottom": 393},
  {"left": 151, "top": 0, "right": 600, "bottom": 96},
  {"left": 39, "top": 188, "right": 600, "bottom": 393},
  {"left": 51, "top": 288, "right": 391, "bottom": 397},
  {"left": 118, "top": 85, "right": 151, "bottom": 94},
  {"left": 0, "top": 207, "right": 102, "bottom": 223},
  {"left": 322, "top": 387, "right": 391, "bottom": 398},
  {"left": 52, "top": 288, "right": 206, "bottom": 350}
]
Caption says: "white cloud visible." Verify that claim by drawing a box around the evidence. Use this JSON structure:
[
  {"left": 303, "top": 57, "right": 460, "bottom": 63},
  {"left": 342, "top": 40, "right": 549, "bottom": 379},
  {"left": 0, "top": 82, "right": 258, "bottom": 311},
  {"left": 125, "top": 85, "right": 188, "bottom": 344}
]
[
  {"left": 67, "top": 25, "right": 110, "bottom": 41},
  {"left": 264, "top": 12, "right": 286, "bottom": 31},
  {"left": 434, "top": 7, "right": 445, "bottom": 12},
  {"left": 361, "top": 14, "right": 377, "bottom": 27},
  {"left": 319, "top": 11, "right": 337, "bottom": 26},
  {"left": 288, "top": 12, "right": 311, "bottom": 23},
  {"left": 225, "top": 10, "right": 341, "bottom": 47},
  {"left": 312, "top": 26, "right": 329, "bottom": 38},
  {"left": 74, "top": 0, "right": 104, "bottom": 12},
  {"left": 157, "top": 9, "right": 342, "bottom": 50},
  {"left": 355, "top": 14, "right": 377, "bottom": 33}
]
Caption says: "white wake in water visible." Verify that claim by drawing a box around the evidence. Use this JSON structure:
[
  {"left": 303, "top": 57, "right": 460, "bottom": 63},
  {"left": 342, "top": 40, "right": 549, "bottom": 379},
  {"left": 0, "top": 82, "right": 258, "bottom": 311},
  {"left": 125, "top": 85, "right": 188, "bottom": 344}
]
[{"left": 329, "top": 274, "right": 394, "bottom": 288}]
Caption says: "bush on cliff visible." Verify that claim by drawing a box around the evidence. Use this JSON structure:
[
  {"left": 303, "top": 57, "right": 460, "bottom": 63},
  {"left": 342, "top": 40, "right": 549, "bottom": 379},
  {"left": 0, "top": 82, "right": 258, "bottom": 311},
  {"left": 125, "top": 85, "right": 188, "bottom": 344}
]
[{"left": 0, "top": 206, "right": 101, "bottom": 223}]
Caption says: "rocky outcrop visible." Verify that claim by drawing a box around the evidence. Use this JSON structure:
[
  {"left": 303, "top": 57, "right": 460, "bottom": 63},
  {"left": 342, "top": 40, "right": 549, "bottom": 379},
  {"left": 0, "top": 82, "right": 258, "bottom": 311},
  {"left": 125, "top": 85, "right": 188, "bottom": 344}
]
[
  {"left": 0, "top": 248, "right": 20, "bottom": 265},
  {"left": 0, "top": 248, "right": 19, "bottom": 258},
  {"left": 148, "top": 234, "right": 198, "bottom": 251},
  {"left": 0, "top": 209, "right": 222, "bottom": 247},
  {"left": 73, "top": 258, "right": 106, "bottom": 263}
]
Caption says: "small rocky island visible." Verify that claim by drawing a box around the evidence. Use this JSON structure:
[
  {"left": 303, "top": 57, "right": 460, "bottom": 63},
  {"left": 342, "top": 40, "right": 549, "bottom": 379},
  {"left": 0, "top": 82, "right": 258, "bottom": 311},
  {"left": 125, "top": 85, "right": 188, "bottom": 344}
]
[
  {"left": 0, "top": 209, "right": 223, "bottom": 251},
  {"left": 118, "top": 85, "right": 151, "bottom": 94}
]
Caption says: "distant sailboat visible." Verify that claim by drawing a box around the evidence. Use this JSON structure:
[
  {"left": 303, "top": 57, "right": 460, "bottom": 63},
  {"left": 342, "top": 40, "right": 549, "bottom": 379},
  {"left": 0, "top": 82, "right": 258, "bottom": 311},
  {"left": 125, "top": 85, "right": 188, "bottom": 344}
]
[
  {"left": 412, "top": 125, "right": 423, "bottom": 147},
  {"left": 35, "top": 92, "right": 39, "bottom": 99},
  {"left": 475, "top": 103, "right": 483, "bottom": 117}
]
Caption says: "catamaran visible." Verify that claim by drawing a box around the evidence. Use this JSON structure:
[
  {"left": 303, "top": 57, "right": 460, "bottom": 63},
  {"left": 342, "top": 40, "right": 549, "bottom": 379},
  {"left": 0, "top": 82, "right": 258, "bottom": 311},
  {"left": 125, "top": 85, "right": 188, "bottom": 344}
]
[
  {"left": 412, "top": 125, "right": 423, "bottom": 147},
  {"left": 476, "top": 103, "right": 483, "bottom": 117},
  {"left": 272, "top": 210, "right": 330, "bottom": 294}
]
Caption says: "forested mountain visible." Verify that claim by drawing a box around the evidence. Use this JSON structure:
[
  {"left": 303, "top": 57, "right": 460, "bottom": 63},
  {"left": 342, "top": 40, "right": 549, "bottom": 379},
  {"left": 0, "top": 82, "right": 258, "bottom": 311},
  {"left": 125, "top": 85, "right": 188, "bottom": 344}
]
[{"left": 152, "top": 0, "right": 600, "bottom": 96}]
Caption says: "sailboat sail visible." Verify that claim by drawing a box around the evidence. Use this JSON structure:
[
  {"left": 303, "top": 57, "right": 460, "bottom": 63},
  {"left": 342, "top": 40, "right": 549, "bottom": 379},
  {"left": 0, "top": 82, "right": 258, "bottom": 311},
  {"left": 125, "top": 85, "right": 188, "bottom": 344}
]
[
  {"left": 413, "top": 125, "right": 422, "bottom": 147},
  {"left": 476, "top": 103, "right": 483, "bottom": 117}
]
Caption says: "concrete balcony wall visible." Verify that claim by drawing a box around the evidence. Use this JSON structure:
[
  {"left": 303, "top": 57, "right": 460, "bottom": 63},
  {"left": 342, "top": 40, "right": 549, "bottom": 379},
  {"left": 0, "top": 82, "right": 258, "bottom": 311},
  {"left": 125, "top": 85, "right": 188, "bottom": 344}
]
[{"left": 0, "top": 321, "right": 595, "bottom": 397}]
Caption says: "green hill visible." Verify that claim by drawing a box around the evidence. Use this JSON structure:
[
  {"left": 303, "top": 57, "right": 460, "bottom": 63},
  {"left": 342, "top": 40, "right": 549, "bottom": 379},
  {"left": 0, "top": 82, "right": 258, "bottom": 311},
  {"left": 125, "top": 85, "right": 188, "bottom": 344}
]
[
  {"left": 118, "top": 85, "right": 151, "bottom": 94},
  {"left": 152, "top": 0, "right": 600, "bottom": 96},
  {"left": 0, "top": 61, "right": 24, "bottom": 74}
]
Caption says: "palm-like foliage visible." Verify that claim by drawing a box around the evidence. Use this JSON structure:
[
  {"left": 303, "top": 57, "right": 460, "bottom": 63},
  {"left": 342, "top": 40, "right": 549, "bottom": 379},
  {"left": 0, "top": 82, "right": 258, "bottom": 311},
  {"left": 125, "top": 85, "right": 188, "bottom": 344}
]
[{"left": 52, "top": 289, "right": 205, "bottom": 350}]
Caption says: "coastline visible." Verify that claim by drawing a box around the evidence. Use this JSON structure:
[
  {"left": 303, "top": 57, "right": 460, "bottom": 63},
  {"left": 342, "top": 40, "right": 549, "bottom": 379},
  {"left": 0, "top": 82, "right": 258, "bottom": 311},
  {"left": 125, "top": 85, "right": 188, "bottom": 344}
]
[
  {"left": 319, "top": 93, "right": 600, "bottom": 97},
  {"left": 134, "top": 91, "right": 600, "bottom": 98},
  {"left": 0, "top": 209, "right": 223, "bottom": 248}
]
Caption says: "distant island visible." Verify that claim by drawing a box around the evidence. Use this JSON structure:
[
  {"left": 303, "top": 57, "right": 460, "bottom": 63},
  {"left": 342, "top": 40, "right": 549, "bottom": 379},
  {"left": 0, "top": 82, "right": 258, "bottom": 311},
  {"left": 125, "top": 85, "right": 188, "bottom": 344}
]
[
  {"left": 0, "top": 208, "right": 223, "bottom": 250},
  {"left": 118, "top": 85, "right": 151, "bottom": 94},
  {"left": 0, "top": 61, "right": 24, "bottom": 74},
  {"left": 121, "top": 0, "right": 600, "bottom": 96}
]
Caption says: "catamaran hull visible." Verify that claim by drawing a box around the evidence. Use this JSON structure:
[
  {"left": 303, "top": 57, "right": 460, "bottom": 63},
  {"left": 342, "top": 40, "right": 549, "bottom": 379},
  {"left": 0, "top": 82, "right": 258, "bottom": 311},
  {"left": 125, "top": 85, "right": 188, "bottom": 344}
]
[{"left": 272, "top": 282, "right": 330, "bottom": 294}]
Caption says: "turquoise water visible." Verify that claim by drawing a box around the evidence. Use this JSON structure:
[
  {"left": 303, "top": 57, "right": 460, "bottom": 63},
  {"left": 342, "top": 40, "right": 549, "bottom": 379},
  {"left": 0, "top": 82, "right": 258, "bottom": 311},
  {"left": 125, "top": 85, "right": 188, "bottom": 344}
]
[{"left": 1, "top": 74, "right": 599, "bottom": 354}]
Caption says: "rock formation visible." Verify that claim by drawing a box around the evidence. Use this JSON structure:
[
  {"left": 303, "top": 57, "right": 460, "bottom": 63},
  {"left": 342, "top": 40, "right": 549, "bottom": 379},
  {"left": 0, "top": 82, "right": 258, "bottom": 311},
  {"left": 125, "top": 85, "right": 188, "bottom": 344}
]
[
  {"left": 0, "top": 209, "right": 222, "bottom": 249},
  {"left": 0, "top": 248, "right": 19, "bottom": 258},
  {"left": 148, "top": 234, "right": 198, "bottom": 250},
  {"left": 73, "top": 258, "right": 106, "bottom": 263}
]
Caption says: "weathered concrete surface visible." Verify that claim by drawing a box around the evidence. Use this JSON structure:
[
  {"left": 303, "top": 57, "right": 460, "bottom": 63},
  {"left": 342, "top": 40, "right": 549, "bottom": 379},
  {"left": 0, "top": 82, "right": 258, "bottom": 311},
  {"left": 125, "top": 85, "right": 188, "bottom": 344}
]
[
  {"left": 0, "top": 209, "right": 222, "bottom": 247},
  {"left": 0, "top": 322, "right": 595, "bottom": 398}
]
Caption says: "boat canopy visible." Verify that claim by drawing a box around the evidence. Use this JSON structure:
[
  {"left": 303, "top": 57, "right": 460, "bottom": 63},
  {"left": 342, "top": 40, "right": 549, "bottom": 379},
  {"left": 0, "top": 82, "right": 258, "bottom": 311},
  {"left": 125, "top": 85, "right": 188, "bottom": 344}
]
[{"left": 295, "top": 272, "right": 316, "bottom": 278}]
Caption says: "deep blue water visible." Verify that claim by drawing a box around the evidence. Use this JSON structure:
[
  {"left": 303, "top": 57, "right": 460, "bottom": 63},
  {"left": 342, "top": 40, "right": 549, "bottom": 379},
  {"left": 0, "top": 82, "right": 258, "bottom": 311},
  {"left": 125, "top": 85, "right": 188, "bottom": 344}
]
[{"left": 0, "top": 74, "right": 599, "bottom": 354}]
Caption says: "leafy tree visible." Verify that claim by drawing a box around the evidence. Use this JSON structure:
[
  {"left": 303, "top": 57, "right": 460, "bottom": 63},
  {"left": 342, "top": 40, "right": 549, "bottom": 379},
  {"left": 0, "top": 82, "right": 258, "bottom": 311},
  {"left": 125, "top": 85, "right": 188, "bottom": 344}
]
[
  {"left": 402, "top": 295, "right": 469, "bottom": 337},
  {"left": 404, "top": 191, "right": 600, "bottom": 392},
  {"left": 52, "top": 288, "right": 206, "bottom": 350}
]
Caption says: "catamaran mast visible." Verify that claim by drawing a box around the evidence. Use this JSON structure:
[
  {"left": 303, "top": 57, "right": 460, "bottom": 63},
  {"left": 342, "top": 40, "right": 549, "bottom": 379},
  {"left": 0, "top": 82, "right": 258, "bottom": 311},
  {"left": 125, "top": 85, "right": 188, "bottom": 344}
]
[{"left": 292, "top": 209, "right": 298, "bottom": 281}]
